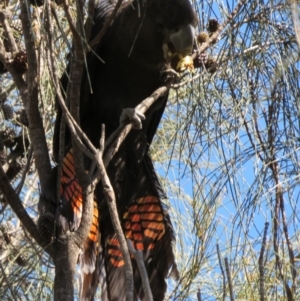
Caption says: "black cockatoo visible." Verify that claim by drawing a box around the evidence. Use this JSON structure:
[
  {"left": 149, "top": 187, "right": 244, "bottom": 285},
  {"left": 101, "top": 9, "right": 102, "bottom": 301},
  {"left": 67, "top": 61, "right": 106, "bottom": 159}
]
[{"left": 44, "top": 0, "right": 197, "bottom": 300}]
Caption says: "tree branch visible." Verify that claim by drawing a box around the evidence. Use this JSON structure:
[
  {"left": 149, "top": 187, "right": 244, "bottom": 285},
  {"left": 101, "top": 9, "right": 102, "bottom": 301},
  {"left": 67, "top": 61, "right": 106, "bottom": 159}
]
[
  {"left": 0, "top": 165, "right": 50, "bottom": 254},
  {"left": 127, "top": 240, "right": 153, "bottom": 301},
  {"left": 217, "top": 244, "right": 226, "bottom": 301},
  {"left": 91, "top": 125, "right": 134, "bottom": 301},
  {"left": 194, "top": 0, "right": 248, "bottom": 57},
  {"left": 19, "top": 0, "right": 52, "bottom": 191},
  {"left": 0, "top": 10, "right": 18, "bottom": 53},
  {"left": 101, "top": 82, "right": 172, "bottom": 170}
]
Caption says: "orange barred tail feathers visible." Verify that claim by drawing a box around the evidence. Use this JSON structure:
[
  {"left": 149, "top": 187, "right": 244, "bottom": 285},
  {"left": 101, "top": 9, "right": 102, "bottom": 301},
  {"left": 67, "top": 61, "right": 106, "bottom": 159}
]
[
  {"left": 123, "top": 196, "right": 166, "bottom": 252},
  {"left": 98, "top": 151, "right": 178, "bottom": 301},
  {"left": 79, "top": 199, "right": 100, "bottom": 273},
  {"left": 102, "top": 195, "right": 178, "bottom": 301},
  {"left": 58, "top": 148, "right": 178, "bottom": 301},
  {"left": 79, "top": 200, "right": 101, "bottom": 301},
  {"left": 57, "top": 149, "right": 101, "bottom": 300},
  {"left": 58, "top": 149, "right": 82, "bottom": 231}
]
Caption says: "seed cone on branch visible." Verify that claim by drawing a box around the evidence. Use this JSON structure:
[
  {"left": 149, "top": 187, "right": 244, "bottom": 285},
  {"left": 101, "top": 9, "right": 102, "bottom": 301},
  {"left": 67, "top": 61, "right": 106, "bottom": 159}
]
[
  {"left": 17, "top": 110, "right": 29, "bottom": 127},
  {"left": 37, "top": 212, "right": 56, "bottom": 243},
  {"left": 205, "top": 57, "right": 218, "bottom": 73},
  {"left": 193, "top": 52, "right": 208, "bottom": 69},
  {"left": 197, "top": 31, "right": 209, "bottom": 44},
  {"left": 12, "top": 51, "right": 27, "bottom": 75},
  {"left": 207, "top": 19, "right": 220, "bottom": 33}
]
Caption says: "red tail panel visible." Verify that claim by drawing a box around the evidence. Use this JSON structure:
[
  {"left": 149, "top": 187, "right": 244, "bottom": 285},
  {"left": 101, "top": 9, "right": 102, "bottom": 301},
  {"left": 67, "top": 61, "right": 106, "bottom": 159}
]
[{"left": 59, "top": 149, "right": 101, "bottom": 300}]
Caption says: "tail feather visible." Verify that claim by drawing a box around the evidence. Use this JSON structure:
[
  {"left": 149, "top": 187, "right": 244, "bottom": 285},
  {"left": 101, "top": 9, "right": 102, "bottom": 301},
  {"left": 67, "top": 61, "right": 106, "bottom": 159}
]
[
  {"left": 79, "top": 208, "right": 102, "bottom": 301},
  {"left": 59, "top": 149, "right": 82, "bottom": 231},
  {"left": 58, "top": 148, "right": 178, "bottom": 301},
  {"left": 101, "top": 195, "right": 177, "bottom": 301},
  {"left": 80, "top": 199, "right": 100, "bottom": 274},
  {"left": 58, "top": 149, "right": 100, "bottom": 277},
  {"left": 79, "top": 268, "right": 99, "bottom": 301},
  {"left": 102, "top": 235, "right": 128, "bottom": 301}
]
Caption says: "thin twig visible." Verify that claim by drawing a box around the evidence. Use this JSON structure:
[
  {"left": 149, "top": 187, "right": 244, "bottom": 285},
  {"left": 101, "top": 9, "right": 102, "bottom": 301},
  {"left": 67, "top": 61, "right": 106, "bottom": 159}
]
[
  {"left": 15, "top": 146, "right": 33, "bottom": 195},
  {"left": 19, "top": 0, "right": 53, "bottom": 190},
  {"left": 259, "top": 222, "right": 269, "bottom": 301},
  {"left": 217, "top": 244, "right": 226, "bottom": 301},
  {"left": 194, "top": 0, "right": 248, "bottom": 57},
  {"left": 94, "top": 125, "right": 134, "bottom": 301},
  {"left": 85, "top": 0, "right": 95, "bottom": 42},
  {"left": 127, "top": 239, "right": 153, "bottom": 301},
  {"left": 196, "top": 289, "right": 202, "bottom": 301},
  {"left": 174, "top": 38, "right": 294, "bottom": 89},
  {"left": 263, "top": 94, "right": 294, "bottom": 300},
  {"left": 62, "top": 0, "right": 81, "bottom": 42},
  {"left": 85, "top": 80, "right": 175, "bottom": 300},
  {"left": 45, "top": 0, "right": 66, "bottom": 210},
  {"left": 0, "top": 10, "right": 18, "bottom": 54},
  {"left": 50, "top": 2, "right": 72, "bottom": 52},
  {"left": 0, "top": 164, "right": 48, "bottom": 254},
  {"left": 0, "top": 260, "right": 20, "bottom": 301},
  {"left": 0, "top": 29, "right": 27, "bottom": 92},
  {"left": 280, "top": 191, "right": 296, "bottom": 295},
  {"left": 47, "top": 59, "right": 96, "bottom": 161},
  {"left": 101, "top": 82, "right": 172, "bottom": 170},
  {"left": 224, "top": 257, "right": 234, "bottom": 301}
]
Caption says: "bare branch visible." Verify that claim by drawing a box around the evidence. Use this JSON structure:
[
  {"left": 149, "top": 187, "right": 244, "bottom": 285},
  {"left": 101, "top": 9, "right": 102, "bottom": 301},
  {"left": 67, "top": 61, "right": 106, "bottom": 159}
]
[
  {"left": 0, "top": 165, "right": 48, "bottom": 253},
  {"left": 127, "top": 239, "right": 153, "bottom": 301},
  {"left": 92, "top": 125, "right": 134, "bottom": 301},
  {"left": 217, "top": 244, "right": 226, "bottom": 301},
  {"left": 102, "top": 82, "right": 172, "bottom": 169},
  {"left": 19, "top": 0, "right": 52, "bottom": 190},
  {"left": 0, "top": 10, "right": 18, "bottom": 53},
  {"left": 61, "top": 0, "right": 81, "bottom": 42}
]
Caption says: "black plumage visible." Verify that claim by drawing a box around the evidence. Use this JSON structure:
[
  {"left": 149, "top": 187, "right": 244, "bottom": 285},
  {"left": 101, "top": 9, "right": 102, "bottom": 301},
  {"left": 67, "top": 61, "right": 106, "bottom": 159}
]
[{"left": 51, "top": 0, "right": 197, "bottom": 300}]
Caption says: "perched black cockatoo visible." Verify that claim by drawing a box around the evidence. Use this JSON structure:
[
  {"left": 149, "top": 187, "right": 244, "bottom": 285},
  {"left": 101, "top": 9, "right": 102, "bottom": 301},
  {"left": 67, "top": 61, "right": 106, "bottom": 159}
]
[{"left": 48, "top": 0, "right": 197, "bottom": 300}]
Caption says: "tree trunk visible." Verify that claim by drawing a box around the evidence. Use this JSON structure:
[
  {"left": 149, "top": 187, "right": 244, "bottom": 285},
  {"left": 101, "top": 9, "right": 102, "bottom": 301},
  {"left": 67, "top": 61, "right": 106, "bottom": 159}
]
[{"left": 53, "top": 236, "right": 80, "bottom": 301}]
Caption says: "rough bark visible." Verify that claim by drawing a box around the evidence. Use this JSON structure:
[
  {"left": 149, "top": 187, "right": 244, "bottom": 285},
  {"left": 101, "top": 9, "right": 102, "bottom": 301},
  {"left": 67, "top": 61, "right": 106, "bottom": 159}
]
[{"left": 53, "top": 237, "right": 80, "bottom": 301}]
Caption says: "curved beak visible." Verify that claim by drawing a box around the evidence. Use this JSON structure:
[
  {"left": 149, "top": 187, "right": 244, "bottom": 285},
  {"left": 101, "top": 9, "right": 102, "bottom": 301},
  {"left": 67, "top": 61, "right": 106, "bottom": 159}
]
[{"left": 170, "top": 24, "right": 195, "bottom": 56}]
